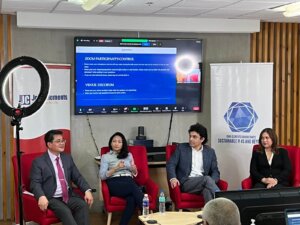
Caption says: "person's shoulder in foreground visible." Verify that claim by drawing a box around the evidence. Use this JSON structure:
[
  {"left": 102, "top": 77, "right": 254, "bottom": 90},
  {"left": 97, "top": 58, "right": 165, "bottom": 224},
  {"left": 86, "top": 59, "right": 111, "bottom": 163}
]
[{"left": 202, "top": 197, "right": 241, "bottom": 225}]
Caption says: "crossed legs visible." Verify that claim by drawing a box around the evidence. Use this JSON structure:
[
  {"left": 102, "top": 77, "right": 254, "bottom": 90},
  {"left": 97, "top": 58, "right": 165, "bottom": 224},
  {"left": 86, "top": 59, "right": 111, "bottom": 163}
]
[
  {"left": 106, "top": 176, "right": 144, "bottom": 225},
  {"left": 181, "top": 176, "right": 219, "bottom": 203}
]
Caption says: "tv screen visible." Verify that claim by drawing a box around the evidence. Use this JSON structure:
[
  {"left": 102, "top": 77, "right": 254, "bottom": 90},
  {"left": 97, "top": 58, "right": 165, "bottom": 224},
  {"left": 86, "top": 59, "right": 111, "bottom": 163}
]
[
  {"left": 74, "top": 37, "right": 202, "bottom": 115},
  {"left": 215, "top": 187, "right": 300, "bottom": 225}
]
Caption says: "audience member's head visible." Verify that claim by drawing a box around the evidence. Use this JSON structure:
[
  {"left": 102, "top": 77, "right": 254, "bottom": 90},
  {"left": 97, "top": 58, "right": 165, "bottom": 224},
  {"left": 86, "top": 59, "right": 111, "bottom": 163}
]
[{"left": 202, "top": 197, "right": 241, "bottom": 225}]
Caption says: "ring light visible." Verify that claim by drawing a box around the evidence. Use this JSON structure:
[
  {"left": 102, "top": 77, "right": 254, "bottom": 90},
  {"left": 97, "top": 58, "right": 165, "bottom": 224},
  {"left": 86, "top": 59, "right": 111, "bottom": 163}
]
[
  {"left": 0, "top": 56, "right": 50, "bottom": 118},
  {"left": 174, "top": 55, "right": 197, "bottom": 75}
]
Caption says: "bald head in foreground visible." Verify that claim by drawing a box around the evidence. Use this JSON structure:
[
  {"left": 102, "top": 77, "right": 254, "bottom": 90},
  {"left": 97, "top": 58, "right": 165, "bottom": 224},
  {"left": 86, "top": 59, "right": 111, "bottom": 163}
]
[{"left": 202, "top": 197, "right": 241, "bottom": 225}]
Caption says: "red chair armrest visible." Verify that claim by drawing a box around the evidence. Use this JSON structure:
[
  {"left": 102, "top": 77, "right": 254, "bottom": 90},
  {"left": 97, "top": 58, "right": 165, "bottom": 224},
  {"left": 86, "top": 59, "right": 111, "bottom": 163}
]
[
  {"left": 293, "top": 182, "right": 300, "bottom": 187},
  {"left": 170, "top": 184, "right": 182, "bottom": 205},
  {"left": 22, "top": 194, "right": 49, "bottom": 221},
  {"left": 144, "top": 179, "right": 159, "bottom": 197},
  {"left": 101, "top": 180, "right": 111, "bottom": 205},
  {"left": 241, "top": 177, "right": 252, "bottom": 189},
  {"left": 217, "top": 179, "right": 228, "bottom": 191},
  {"left": 73, "top": 187, "right": 85, "bottom": 198},
  {"left": 292, "top": 150, "right": 300, "bottom": 187},
  {"left": 144, "top": 178, "right": 159, "bottom": 210}
]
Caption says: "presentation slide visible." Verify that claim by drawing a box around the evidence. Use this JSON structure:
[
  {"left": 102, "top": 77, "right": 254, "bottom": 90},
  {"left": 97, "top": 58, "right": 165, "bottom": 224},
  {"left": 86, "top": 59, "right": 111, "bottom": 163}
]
[{"left": 76, "top": 47, "right": 177, "bottom": 106}]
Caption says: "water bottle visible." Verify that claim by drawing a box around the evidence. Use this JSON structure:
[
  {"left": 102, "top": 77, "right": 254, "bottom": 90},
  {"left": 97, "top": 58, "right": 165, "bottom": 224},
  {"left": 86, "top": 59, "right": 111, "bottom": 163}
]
[
  {"left": 250, "top": 219, "right": 255, "bottom": 225},
  {"left": 142, "top": 194, "right": 149, "bottom": 218},
  {"left": 159, "top": 191, "right": 166, "bottom": 214}
]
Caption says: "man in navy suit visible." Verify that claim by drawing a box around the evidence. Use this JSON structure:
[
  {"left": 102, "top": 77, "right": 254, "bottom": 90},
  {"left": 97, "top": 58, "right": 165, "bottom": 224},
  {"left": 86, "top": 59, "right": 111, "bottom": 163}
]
[
  {"left": 30, "top": 129, "right": 93, "bottom": 225},
  {"left": 166, "top": 123, "right": 220, "bottom": 203}
]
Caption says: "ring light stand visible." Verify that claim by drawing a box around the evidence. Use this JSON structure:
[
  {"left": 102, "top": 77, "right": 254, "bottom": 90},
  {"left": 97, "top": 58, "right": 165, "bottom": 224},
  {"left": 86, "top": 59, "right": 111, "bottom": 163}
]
[{"left": 0, "top": 56, "right": 50, "bottom": 225}]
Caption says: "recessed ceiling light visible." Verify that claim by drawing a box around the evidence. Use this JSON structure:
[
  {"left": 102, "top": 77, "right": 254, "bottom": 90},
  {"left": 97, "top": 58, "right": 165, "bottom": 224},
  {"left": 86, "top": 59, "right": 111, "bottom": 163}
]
[
  {"left": 68, "top": 0, "right": 114, "bottom": 11},
  {"left": 271, "top": 1, "right": 300, "bottom": 17}
]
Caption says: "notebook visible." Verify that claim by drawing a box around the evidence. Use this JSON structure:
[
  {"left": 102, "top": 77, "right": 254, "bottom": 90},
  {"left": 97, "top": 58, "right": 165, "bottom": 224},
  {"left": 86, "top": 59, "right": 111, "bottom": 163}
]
[{"left": 285, "top": 209, "right": 300, "bottom": 225}]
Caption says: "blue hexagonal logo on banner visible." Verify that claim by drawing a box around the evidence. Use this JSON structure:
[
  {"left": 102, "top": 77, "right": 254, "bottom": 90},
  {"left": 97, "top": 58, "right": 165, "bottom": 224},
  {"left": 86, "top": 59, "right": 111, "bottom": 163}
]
[{"left": 224, "top": 102, "right": 258, "bottom": 132}]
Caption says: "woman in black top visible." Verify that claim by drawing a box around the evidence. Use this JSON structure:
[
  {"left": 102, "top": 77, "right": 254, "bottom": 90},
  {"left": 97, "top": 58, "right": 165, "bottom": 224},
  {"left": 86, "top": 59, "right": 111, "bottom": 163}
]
[{"left": 250, "top": 128, "right": 291, "bottom": 188}]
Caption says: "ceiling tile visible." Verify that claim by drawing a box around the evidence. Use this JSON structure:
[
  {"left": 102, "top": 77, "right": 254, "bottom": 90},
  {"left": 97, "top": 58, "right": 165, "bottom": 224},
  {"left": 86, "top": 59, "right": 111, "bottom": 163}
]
[
  {"left": 107, "top": 5, "right": 162, "bottom": 14},
  {"left": 240, "top": 0, "right": 299, "bottom": 3},
  {"left": 2, "top": 0, "right": 58, "bottom": 13},
  {"left": 173, "top": 0, "right": 239, "bottom": 8},
  {"left": 156, "top": 7, "right": 207, "bottom": 16},
  {"left": 199, "top": 8, "right": 256, "bottom": 18},
  {"left": 222, "top": 1, "right": 294, "bottom": 10},
  {"left": 116, "top": 0, "right": 181, "bottom": 8},
  {"left": 238, "top": 8, "right": 300, "bottom": 20}
]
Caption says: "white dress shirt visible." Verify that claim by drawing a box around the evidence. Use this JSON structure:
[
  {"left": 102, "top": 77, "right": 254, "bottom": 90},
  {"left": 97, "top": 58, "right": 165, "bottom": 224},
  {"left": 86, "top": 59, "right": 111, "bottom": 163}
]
[{"left": 189, "top": 145, "right": 204, "bottom": 177}]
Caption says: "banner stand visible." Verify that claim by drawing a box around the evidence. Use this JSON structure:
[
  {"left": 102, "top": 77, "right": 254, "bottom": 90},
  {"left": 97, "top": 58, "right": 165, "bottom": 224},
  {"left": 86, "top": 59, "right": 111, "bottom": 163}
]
[{"left": 210, "top": 63, "right": 273, "bottom": 189}]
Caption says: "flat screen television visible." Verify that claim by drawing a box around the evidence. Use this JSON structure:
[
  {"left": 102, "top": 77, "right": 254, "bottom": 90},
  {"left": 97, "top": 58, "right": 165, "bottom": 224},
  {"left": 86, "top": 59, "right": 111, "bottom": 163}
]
[
  {"left": 74, "top": 37, "right": 202, "bottom": 115},
  {"left": 215, "top": 187, "right": 300, "bottom": 225}
]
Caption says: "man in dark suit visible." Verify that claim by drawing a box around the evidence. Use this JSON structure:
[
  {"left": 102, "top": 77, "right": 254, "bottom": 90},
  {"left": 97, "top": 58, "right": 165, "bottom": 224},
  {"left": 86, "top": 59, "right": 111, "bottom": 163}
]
[
  {"left": 30, "top": 129, "right": 93, "bottom": 225},
  {"left": 166, "top": 123, "right": 220, "bottom": 203}
]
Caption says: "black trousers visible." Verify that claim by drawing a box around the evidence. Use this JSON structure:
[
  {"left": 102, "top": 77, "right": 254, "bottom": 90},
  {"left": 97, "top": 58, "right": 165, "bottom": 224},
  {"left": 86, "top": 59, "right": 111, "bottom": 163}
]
[
  {"left": 253, "top": 182, "right": 287, "bottom": 189},
  {"left": 48, "top": 195, "right": 90, "bottom": 225},
  {"left": 106, "top": 176, "right": 144, "bottom": 225}
]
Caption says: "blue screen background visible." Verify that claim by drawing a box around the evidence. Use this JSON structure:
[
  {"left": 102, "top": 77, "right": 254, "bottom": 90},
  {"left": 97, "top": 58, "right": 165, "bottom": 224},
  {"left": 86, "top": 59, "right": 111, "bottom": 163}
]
[{"left": 76, "top": 52, "right": 177, "bottom": 106}]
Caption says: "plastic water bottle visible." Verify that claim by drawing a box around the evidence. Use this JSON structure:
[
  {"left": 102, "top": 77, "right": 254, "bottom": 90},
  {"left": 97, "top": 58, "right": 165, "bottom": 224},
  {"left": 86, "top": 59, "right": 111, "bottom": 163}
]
[
  {"left": 142, "top": 194, "right": 149, "bottom": 218},
  {"left": 159, "top": 191, "right": 166, "bottom": 214}
]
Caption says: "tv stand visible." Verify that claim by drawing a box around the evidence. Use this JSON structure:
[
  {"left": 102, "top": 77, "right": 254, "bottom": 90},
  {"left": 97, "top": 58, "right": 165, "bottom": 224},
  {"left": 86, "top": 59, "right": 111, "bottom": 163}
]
[{"left": 146, "top": 146, "right": 166, "bottom": 167}]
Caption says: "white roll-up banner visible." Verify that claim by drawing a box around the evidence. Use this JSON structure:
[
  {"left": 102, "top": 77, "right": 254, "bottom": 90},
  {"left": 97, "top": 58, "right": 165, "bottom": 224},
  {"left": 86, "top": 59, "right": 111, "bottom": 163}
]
[
  {"left": 211, "top": 63, "right": 273, "bottom": 189},
  {"left": 12, "top": 64, "right": 71, "bottom": 154}
]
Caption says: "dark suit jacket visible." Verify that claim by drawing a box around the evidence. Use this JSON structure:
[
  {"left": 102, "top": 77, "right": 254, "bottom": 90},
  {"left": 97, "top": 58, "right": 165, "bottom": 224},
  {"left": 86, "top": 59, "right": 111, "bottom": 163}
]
[
  {"left": 250, "top": 147, "right": 291, "bottom": 186},
  {"left": 30, "top": 152, "right": 91, "bottom": 200},
  {"left": 166, "top": 143, "right": 220, "bottom": 185}
]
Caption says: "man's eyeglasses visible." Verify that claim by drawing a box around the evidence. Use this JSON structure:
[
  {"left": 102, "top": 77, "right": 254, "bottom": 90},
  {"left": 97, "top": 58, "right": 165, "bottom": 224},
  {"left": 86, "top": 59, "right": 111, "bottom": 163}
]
[{"left": 52, "top": 139, "right": 66, "bottom": 144}]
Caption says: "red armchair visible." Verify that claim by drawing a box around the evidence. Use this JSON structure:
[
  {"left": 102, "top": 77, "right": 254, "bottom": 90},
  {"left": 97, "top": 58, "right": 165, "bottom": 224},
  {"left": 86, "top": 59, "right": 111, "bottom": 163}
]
[
  {"left": 100, "top": 145, "right": 159, "bottom": 225},
  {"left": 12, "top": 152, "right": 85, "bottom": 225},
  {"left": 12, "top": 152, "right": 60, "bottom": 225},
  {"left": 241, "top": 144, "right": 300, "bottom": 189},
  {"left": 166, "top": 144, "right": 228, "bottom": 211}
]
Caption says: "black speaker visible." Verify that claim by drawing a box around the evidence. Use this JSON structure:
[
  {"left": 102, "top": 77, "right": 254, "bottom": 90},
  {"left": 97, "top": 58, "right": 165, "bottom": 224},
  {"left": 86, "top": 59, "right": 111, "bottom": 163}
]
[
  {"left": 136, "top": 126, "right": 146, "bottom": 140},
  {"left": 138, "top": 126, "right": 144, "bottom": 136}
]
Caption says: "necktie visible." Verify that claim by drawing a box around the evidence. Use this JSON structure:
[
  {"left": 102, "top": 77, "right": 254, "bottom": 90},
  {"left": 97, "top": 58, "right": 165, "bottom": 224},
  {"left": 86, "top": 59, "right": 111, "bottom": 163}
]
[{"left": 56, "top": 157, "right": 69, "bottom": 203}]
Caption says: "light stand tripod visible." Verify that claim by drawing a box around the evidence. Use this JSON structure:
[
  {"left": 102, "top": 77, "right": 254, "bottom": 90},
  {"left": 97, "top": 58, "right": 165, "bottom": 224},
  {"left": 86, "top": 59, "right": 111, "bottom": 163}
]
[
  {"left": 11, "top": 106, "right": 24, "bottom": 225},
  {"left": 0, "top": 56, "right": 50, "bottom": 225}
]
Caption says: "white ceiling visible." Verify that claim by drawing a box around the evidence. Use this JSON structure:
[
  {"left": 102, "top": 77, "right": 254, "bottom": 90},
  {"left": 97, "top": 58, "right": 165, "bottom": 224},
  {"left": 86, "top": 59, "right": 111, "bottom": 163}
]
[{"left": 1, "top": 0, "right": 300, "bottom": 23}]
